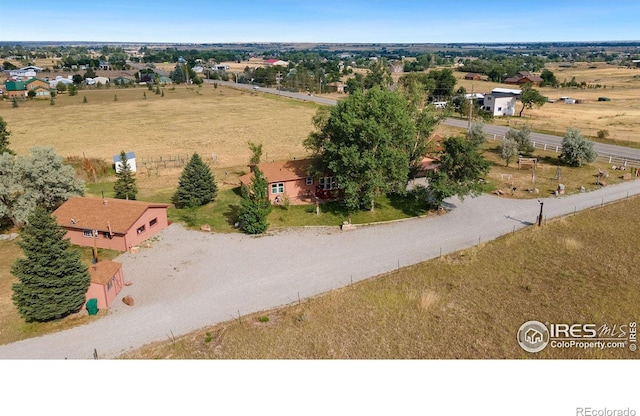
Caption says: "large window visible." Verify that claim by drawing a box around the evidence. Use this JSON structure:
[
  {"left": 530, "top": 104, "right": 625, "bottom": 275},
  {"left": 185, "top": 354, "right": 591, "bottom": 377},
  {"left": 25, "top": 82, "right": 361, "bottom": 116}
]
[
  {"left": 306, "top": 177, "right": 313, "bottom": 186},
  {"left": 319, "top": 176, "right": 336, "bottom": 191},
  {"left": 271, "top": 182, "right": 284, "bottom": 194}
]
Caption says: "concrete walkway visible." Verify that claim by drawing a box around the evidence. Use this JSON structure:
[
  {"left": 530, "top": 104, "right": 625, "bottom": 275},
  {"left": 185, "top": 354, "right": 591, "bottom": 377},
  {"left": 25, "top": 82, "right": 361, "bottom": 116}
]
[{"left": 1, "top": 179, "right": 638, "bottom": 359}]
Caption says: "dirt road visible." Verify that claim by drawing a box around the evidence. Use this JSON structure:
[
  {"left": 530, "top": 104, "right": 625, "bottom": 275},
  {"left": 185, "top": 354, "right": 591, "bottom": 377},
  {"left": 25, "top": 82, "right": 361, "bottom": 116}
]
[{"left": 1, "top": 179, "right": 638, "bottom": 359}]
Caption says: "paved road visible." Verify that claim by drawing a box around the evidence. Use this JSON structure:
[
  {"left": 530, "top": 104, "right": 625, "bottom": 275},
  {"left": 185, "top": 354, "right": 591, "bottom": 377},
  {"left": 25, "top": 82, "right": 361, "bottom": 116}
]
[
  {"left": 444, "top": 118, "right": 640, "bottom": 163},
  {"left": 1, "top": 180, "right": 638, "bottom": 359}
]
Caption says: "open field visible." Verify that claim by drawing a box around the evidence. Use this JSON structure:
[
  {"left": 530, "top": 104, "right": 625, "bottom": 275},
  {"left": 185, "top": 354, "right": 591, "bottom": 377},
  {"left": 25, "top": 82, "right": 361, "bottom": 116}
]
[
  {"left": 120, "top": 195, "right": 640, "bottom": 359},
  {"left": 456, "top": 62, "right": 640, "bottom": 143},
  {"left": 0, "top": 83, "right": 319, "bottom": 167}
]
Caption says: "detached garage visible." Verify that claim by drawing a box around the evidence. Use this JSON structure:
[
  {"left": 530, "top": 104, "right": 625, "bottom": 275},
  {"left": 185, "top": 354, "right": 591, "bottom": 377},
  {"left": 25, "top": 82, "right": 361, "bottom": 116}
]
[{"left": 85, "top": 260, "right": 124, "bottom": 310}]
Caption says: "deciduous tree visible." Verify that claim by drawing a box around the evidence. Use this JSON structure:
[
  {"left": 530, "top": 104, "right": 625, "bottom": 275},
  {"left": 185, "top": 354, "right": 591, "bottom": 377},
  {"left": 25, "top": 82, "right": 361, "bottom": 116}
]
[
  {"left": 172, "top": 153, "right": 217, "bottom": 208},
  {"left": 12, "top": 207, "right": 90, "bottom": 322},
  {"left": 304, "top": 87, "right": 418, "bottom": 211},
  {"left": 500, "top": 136, "right": 519, "bottom": 167},
  {"left": 519, "top": 84, "right": 546, "bottom": 117},
  {"left": 426, "top": 136, "right": 490, "bottom": 207},
  {"left": 559, "top": 128, "right": 597, "bottom": 167},
  {"left": 505, "top": 126, "right": 534, "bottom": 154},
  {"left": 238, "top": 167, "right": 271, "bottom": 234},
  {"left": 0, "top": 147, "right": 85, "bottom": 228},
  {"left": 113, "top": 151, "right": 138, "bottom": 200}
]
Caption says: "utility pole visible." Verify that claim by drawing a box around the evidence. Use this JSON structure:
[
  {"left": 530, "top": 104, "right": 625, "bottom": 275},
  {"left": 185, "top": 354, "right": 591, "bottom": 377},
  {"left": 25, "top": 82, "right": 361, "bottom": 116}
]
[{"left": 467, "top": 84, "right": 474, "bottom": 130}]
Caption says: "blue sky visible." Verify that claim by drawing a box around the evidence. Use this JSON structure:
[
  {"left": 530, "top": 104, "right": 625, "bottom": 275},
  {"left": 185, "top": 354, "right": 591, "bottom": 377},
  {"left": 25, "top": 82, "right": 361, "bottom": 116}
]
[{"left": 1, "top": 0, "right": 638, "bottom": 43}]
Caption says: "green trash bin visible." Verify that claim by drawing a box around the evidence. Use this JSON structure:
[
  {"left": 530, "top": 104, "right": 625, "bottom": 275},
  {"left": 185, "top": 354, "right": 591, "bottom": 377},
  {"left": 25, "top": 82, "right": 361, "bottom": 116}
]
[{"left": 86, "top": 298, "right": 99, "bottom": 316}]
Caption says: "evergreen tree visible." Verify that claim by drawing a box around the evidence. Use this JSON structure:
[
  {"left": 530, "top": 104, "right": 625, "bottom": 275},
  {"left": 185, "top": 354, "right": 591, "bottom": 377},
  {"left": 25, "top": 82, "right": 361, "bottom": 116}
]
[
  {"left": 172, "top": 153, "right": 217, "bottom": 208},
  {"left": 113, "top": 151, "right": 138, "bottom": 200},
  {"left": 12, "top": 207, "right": 91, "bottom": 322},
  {"left": 238, "top": 167, "right": 272, "bottom": 234},
  {"left": 0, "top": 116, "right": 13, "bottom": 155}
]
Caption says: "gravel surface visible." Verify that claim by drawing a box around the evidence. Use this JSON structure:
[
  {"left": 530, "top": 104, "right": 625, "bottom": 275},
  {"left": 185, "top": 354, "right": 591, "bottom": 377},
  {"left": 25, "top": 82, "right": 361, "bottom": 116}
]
[{"left": 1, "top": 180, "right": 639, "bottom": 359}]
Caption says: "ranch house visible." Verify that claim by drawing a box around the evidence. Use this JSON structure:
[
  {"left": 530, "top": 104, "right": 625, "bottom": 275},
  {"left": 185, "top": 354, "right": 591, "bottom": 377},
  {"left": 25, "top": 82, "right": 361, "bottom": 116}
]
[
  {"left": 53, "top": 197, "right": 171, "bottom": 252},
  {"left": 239, "top": 159, "right": 338, "bottom": 205}
]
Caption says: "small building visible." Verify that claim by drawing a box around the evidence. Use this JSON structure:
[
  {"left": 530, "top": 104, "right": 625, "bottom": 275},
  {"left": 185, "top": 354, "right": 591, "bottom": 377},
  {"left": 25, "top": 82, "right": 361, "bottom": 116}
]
[
  {"left": 239, "top": 159, "right": 337, "bottom": 205},
  {"left": 112, "top": 76, "right": 131, "bottom": 85},
  {"left": 464, "top": 73, "right": 482, "bottom": 80},
  {"left": 85, "top": 260, "right": 124, "bottom": 310},
  {"left": 93, "top": 76, "right": 110, "bottom": 85},
  {"left": 113, "top": 151, "right": 137, "bottom": 173},
  {"left": 263, "top": 59, "right": 289, "bottom": 67},
  {"left": 503, "top": 71, "right": 543, "bottom": 86},
  {"left": 53, "top": 197, "right": 172, "bottom": 252}
]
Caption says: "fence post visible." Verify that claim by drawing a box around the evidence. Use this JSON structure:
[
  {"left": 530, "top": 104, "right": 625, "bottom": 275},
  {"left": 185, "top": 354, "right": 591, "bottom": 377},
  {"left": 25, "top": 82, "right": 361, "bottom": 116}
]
[
  {"left": 609, "top": 156, "right": 612, "bottom": 163},
  {"left": 555, "top": 146, "right": 559, "bottom": 153},
  {"left": 544, "top": 143, "right": 547, "bottom": 151}
]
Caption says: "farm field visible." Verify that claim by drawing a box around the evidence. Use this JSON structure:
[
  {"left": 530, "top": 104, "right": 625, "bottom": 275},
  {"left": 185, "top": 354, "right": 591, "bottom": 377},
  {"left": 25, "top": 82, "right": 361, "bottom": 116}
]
[
  {"left": 120, "top": 195, "right": 640, "bottom": 359},
  {"left": 0, "top": 83, "right": 319, "bottom": 168},
  {"left": 456, "top": 62, "right": 640, "bottom": 143}
]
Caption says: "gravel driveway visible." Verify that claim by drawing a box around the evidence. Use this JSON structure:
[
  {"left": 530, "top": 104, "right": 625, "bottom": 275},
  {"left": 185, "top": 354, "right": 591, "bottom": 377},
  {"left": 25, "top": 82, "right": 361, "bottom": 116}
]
[{"left": 1, "top": 180, "right": 639, "bottom": 359}]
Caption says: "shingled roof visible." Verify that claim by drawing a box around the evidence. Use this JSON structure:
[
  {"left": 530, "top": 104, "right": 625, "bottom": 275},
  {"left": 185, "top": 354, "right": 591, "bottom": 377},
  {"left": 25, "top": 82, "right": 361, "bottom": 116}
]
[
  {"left": 239, "top": 159, "right": 313, "bottom": 185},
  {"left": 88, "top": 260, "right": 122, "bottom": 285},
  {"left": 53, "top": 197, "right": 171, "bottom": 234}
]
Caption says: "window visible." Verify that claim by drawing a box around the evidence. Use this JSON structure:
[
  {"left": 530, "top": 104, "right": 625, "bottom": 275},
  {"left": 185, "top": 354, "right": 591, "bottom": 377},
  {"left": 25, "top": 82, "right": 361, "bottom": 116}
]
[
  {"left": 497, "top": 107, "right": 502, "bottom": 111},
  {"left": 82, "top": 229, "right": 93, "bottom": 238},
  {"left": 306, "top": 177, "right": 313, "bottom": 186},
  {"left": 319, "top": 176, "right": 335, "bottom": 191},
  {"left": 271, "top": 182, "right": 284, "bottom": 194},
  {"left": 150, "top": 218, "right": 158, "bottom": 227},
  {"left": 136, "top": 225, "right": 146, "bottom": 235}
]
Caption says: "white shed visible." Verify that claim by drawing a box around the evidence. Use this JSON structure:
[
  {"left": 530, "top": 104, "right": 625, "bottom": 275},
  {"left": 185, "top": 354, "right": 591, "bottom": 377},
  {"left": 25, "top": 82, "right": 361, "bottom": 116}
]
[{"left": 112, "top": 152, "right": 137, "bottom": 173}]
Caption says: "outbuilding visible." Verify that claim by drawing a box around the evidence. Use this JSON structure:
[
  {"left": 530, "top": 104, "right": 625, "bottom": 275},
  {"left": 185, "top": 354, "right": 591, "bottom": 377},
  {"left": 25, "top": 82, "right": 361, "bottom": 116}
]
[{"left": 85, "top": 260, "right": 124, "bottom": 310}]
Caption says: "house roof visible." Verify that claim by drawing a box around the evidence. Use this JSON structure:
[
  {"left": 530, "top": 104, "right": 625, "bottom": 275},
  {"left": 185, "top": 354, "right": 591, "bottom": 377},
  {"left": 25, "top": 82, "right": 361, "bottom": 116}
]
[
  {"left": 112, "top": 152, "right": 136, "bottom": 163},
  {"left": 492, "top": 87, "right": 521, "bottom": 95},
  {"left": 239, "top": 159, "right": 313, "bottom": 185},
  {"left": 53, "top": 197, "right": 171, "bottom": 234},
  {"left": 4, "top": 81, "right": 26, "bottom": 91},
  {"left": 88, "top": 260, "right": 122, "bottom": 285},
  {"left": 25, "top": 78, "right": 48, "bottom": 85}
]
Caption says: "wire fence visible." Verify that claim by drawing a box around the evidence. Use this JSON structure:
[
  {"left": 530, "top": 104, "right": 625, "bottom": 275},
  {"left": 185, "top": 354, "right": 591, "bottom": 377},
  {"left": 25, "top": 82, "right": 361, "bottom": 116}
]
[{"left": 137, "top": 153, "right": 219, "bottom": 175}]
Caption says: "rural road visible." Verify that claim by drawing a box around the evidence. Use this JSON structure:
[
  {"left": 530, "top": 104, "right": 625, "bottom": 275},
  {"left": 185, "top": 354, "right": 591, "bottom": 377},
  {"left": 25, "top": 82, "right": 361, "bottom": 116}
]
[{"left": 1, "top": 179, "right": 639, "bottom": 359}]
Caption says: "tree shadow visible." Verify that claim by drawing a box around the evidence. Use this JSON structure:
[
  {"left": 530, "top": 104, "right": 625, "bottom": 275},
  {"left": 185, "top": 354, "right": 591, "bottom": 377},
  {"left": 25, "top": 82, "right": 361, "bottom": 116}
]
[
  {"left": 223, "top": 204, "right": 241, "bottom": 227},
  {"left": 387, "top": 192, "right": 430, "bottom": 217}
]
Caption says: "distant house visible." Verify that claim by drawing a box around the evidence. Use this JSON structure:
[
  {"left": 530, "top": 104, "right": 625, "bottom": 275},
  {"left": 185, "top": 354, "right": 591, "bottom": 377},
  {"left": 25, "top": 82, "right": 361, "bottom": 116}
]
[
  {"left": 263, "top": 58, "right": 289, "bottom": 67},
  {"left": 328, "top": 81, "right": 346, "bottom": 93},
  {"left": 464, "top": 73, "right": 482, "bottom": 80},
  {"left": 98, "top": 61, "right": 110, "bottom": 70},
  {"left": 192, "top": 65, "right": 204, "bottom": 73},
  {"left": 157, "top": 75, "right": 173, "bottom": 84},
  {"left": 113, "top": 151, "right": 137, "bottom": 173},
  {"left": 482, "top": 88, "right": 521, "bottom": 116},
  {"left": 213, "top": 64, "right": 229, "bottom": 71},
  {"left": 93, "top": 76, "right": 110, "bottom": 85},
  {"left": 239, "top": 159, "right": 337, "bottom": 205},
  {"left": 504, "top": 71, "right": 543, "bottom": 86},
  {"left": 3, "top": 80, "right": 27, "bottom": 98},
  {"left": 53, "top": 197, "right": 172, "bottom": 252},
  {"left": 85, "top": 260, "right": 124, "bottom": 310},
  {"left": 6, "top": 69, "right": 36, "bottom": 79}
]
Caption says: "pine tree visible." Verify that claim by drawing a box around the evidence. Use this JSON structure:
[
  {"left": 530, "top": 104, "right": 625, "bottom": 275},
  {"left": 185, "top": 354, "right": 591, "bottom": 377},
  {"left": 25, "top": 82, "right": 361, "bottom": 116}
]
[
  {"left": 113, "top": 151, "right": 138, "bottom": 200},
  {"left": 172, "top": 152, "right": 217, "bottom": 208},
  {"left": 238, "top": 167, "right": 272, "bottom": 234},
  {"left": 12, "top": 207, "right": 91, "bottom": 322},
  {"left": 0, "top": 116, "right": 13, "bottom": 155}
]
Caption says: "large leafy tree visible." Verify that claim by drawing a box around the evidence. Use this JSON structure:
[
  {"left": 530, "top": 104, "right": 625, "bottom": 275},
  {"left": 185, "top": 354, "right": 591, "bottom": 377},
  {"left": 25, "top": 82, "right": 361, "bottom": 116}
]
[
  {"left": 238, "top": 167, "right": 272, "bottom": 234},
  {"left": 12, "top": 207, "right": 90, "bottom": 322},
  {"left": 305, "top": 87, "right": 419, "bottom": 211},
  {"left": 0, "top": 147, "right": 85, "bottom": 228},
  {"left": 559, "top": 127, "right": 597, "bottom": 167},
  {"left": 518, "top": 84, "right": 546, "bottom": 117},
  {"left": 0, "top": 116, "right": 13, "bottom": 155},
  {"left": 426, "top": 136, "right": 490, "bottom": 207},
  {"left": 172, "top": 152, "right": 217, "bottom": 208},
  {"left": 113, "top": 151, "right": 138, "bottom": 200},
  {"left": 505, "top": 126, "right": 534, "bottom": 154}
]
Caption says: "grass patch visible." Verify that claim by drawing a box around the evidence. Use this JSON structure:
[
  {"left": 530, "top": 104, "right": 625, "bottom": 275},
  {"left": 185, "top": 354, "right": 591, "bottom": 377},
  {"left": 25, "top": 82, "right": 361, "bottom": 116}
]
[{"left": 121, "top": 196, "right": 640, "bottom": 359}]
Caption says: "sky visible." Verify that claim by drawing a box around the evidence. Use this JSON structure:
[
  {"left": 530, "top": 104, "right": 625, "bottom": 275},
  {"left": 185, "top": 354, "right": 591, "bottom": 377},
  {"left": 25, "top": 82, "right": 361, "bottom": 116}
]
[{"left": 0, "top": 0, "right": 638, "bottom": 44}]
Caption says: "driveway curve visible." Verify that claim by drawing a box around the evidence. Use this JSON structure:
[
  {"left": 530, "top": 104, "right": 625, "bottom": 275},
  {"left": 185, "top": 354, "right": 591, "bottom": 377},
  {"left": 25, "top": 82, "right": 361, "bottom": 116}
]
[{"left": 1, "top": 180, "right": 639, "bottom": 359}]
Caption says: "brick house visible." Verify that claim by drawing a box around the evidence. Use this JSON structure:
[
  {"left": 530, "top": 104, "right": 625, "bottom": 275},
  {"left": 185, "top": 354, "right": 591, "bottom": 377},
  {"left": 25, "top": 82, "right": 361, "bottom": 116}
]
[
  {"left": 239, "top": 159, "right": 338, "bottom": 205},
  {"left": 53, "top": 197, "right": 172, "bottom": 252}
]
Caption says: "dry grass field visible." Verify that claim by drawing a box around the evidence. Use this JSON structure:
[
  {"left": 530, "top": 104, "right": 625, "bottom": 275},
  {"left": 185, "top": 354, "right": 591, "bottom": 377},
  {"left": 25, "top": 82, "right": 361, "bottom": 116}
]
[
  {"left": 456, "top": 62, "right": 640, "bottom": 143},
  {"left": 0, "top": 83, "right": 319, "bottom": 168},
  {"left": 121, "top": 196, "right": 640, "bottom": 359}
]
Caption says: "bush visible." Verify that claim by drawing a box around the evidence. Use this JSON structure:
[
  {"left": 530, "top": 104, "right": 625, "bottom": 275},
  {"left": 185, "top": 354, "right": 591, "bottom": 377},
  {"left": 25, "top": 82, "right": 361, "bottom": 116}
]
[{"left": 559, "top": 128, "right": 597, "bottom": 167}]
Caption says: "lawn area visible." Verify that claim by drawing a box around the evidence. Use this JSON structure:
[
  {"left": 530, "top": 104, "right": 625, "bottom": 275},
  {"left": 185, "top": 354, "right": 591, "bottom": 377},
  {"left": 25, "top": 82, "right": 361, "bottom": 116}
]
[{"left": 121, "top": 195, "right": 640, "bottom": 359}]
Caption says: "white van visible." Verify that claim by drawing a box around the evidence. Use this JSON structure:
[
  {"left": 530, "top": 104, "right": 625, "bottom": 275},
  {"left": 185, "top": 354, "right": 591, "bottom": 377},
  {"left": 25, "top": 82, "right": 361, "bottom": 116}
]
[{"left": 433, "top": 101, "right": 447, "bottom": 109}]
